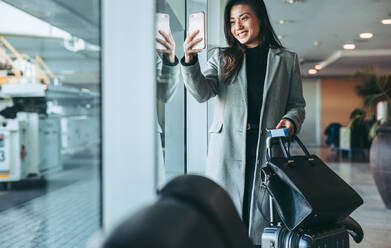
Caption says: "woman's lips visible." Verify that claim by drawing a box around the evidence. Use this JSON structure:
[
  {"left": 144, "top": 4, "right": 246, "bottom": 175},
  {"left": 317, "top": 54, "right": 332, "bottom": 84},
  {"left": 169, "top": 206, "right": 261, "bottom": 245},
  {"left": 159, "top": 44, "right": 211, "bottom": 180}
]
[{"left": 237, "top": 31, "right": 248, "bottom": 38}]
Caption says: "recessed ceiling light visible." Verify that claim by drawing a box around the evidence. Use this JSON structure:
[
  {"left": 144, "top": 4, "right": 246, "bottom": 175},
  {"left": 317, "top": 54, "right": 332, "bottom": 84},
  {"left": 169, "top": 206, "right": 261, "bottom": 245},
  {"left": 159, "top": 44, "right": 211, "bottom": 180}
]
[
  {"left": 278, "top": 35, "right": 285, "bottom": 39},
  {"left": 308, "top": 69, "right": 317, "bottom": 75},
  {"left": 381, "top": 19, "right": 391, "bottom": 24},
  {"left": 343, "top": 43, "right": 356, "bottom": 50},
  {"left": 314, "top": 64, "right": 322, "bottom": 70},
  {"left": 61, "top": 70, "right": 75, "bottom": 74},
  {"left": 284, "top": 0, "right": 302, "bottom": 4},
  {"left": 359, "top": 33, "right": 373, "bottom": 39},
  {"left": 278, "top": 19, "right": 294, "bottom": 24},
  {"left": 313, "top": 41, "right": 320, "bottom": 47}
]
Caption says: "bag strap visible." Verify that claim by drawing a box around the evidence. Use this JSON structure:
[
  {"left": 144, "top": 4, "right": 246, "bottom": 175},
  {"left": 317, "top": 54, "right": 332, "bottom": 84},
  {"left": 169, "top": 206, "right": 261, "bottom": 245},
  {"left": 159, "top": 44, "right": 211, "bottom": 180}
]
[
  {"left": 266, "top": 134, "right": 312, "bottom": 163},
  {"left": 277, "top": 136, "right": 311, "bottom": 162},
  {"left": 291, "top": 136, "right": 311, "bottom": 158},
  {"left": 278, "top": 137, "right": 291, "bottom": 161}
]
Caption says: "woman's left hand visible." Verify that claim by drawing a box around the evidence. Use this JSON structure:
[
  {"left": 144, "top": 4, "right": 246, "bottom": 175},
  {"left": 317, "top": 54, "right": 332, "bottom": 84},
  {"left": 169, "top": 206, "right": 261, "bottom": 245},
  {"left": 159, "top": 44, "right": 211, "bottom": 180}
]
[{"left": 276, "top": 119, "right": 295, "bottom": 136}]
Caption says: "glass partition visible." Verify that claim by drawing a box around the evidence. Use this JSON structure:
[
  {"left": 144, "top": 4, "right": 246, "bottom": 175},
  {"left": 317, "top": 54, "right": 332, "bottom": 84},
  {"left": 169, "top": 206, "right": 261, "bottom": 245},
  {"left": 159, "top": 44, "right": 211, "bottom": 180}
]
[{"left": 0, "top": 1, "right": 101, "bottom": 247}]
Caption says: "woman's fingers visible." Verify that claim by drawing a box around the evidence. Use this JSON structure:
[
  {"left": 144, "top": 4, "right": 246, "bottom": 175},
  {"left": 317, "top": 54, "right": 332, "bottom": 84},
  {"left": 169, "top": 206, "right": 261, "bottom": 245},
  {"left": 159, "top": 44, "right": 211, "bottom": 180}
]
[
  {"left": 189, "top": 37, "right": 203, "bottom": 49},
  {"left": 186, "top": 48, "right": 202, "bottom": 55},
  {"left": 159, "top": 30, "right": 174, "bottom": 44},
  {"left": 158, "top": 30, "right": 169, "bottom": 41},
  {"left": 184, "top": 30, "right": 202, "bottom": 63},
  {"left": 186, "top": 48, "right": 202, "bottom": 54},
  {"left": 184, "top": 30, "right": 200, "bottom": 44},
  {"left": 185, "top": 38, "right": 203, "bottom": 52},
  {"left": 156, "top": 37, "right": 171, "bottom": 50},
  {"left": 156, "top": 49, "right": 171, "bottom": 54},
  {"left": 275, "top": 119, "right": 294, "bottom": 136}
]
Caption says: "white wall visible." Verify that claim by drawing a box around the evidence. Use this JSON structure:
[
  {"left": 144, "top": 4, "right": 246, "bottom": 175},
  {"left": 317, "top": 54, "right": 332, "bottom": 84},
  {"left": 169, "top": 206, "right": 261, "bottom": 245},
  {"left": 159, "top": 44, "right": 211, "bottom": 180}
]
[{"left": 298, "top": 79, "right": 321, "bottom": 146}]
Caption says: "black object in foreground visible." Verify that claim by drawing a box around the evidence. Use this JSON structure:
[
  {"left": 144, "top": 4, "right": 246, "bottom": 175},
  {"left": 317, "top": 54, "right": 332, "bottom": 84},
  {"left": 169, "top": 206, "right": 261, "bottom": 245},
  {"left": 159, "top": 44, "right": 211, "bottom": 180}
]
[{"left": 102, "top": 175, "right": 253, "bottom": 248}]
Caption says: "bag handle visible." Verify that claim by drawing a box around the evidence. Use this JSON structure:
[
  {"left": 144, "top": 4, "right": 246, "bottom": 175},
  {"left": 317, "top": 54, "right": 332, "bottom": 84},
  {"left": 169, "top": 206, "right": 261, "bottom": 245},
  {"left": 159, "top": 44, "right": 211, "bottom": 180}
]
[
  {"left": 278, "top": 136, "right": 312, "bottom": 161},
  {"left": 290, "top": 136, "right": 311, "bottom": 158},
  {"left": 267, "top": 135, "right": 312, "bottom": 162}
]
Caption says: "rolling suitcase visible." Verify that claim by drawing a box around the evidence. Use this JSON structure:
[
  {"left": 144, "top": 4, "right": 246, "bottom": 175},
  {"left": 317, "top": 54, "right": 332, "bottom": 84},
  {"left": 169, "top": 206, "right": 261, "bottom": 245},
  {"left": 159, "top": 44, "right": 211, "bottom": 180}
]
[
  {"left": 261, "top": 193, "right": 363, "bottom": 248},
  {"left": 261, "top": 134, "right": 363, "bottom": 248}
]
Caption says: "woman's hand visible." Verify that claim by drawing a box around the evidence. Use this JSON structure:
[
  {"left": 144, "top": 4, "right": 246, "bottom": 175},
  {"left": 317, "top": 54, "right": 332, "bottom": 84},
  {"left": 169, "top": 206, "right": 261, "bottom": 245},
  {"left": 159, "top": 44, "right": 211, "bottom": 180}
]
[
  {"left": 156, "top": 29, "right": 176, "bottom": 64},
  {"left": 276, "top": 119, "right": 295, "bottom": 136},
  {"left": 184, "top": 30, "right": 203, "bottom": 64}
]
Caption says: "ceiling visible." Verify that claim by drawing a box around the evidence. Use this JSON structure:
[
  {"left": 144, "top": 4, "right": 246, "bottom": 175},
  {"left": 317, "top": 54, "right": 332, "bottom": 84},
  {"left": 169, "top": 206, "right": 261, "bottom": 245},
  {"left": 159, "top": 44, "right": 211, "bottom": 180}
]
[
  {"left": 0, "top": 0, "right": 100, "bottom": 90},
  {"left": 1, "top": 0, "right": 390, "bottom": 80},
  {"left": 265, "top": 0, "right": 391, "bottom": 77},
  {"left": 5, "top": 36, "right": 100, "bottom": 85},
  {"left": 1, "top": 0, "right": 99, "bottom": 45}
]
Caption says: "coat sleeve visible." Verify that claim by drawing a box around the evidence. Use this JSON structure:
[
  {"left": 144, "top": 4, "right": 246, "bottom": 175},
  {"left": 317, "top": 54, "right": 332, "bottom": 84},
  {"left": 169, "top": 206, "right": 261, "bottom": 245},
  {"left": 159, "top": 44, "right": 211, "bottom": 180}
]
[
  {"left": 156, "top": 55, "right": 180, "bottom": 103},
  {"left": 283, "top": 53, "right": 306, "bottom": 133},
  {"left": 180, "top": 49, "right": 220, "bottom": 103}
]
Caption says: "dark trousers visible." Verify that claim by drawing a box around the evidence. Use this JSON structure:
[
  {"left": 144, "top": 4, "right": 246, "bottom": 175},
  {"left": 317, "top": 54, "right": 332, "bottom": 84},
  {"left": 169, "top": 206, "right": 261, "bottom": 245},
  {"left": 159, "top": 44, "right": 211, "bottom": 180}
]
[{"left": 242, "top": 129, "right": 259, "bottom": 229}]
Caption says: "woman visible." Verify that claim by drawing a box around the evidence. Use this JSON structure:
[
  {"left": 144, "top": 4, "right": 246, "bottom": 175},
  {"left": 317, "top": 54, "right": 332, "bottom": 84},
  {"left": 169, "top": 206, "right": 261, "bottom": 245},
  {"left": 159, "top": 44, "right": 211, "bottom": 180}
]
[{"left": 180, "top": 0, "right": 305, "bottom": 245}]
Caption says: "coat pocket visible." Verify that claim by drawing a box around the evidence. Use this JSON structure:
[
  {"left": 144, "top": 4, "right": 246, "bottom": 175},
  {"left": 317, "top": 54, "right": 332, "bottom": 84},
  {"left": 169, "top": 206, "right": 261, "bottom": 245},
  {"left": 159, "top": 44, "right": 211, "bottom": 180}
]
[{"left": 208, "top": 121, "right": 223, "bottom": 133}]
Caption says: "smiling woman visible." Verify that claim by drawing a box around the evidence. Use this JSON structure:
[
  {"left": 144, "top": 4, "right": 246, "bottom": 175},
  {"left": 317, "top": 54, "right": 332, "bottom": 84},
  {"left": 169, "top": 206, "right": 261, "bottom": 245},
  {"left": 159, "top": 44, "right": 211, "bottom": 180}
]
[
  {"left": 180, "top": 0, "right": 305, "bottom": 245},
  {"left": 229, "top": 5, "right": 260, "bottom": 48}
]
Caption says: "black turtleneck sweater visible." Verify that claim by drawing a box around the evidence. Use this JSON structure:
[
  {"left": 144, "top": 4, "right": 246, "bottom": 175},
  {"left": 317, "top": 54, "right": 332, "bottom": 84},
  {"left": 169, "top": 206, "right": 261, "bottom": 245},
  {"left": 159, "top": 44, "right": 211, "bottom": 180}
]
[{"left": 245, "top": 45, "right": 269, "bottom": 125}]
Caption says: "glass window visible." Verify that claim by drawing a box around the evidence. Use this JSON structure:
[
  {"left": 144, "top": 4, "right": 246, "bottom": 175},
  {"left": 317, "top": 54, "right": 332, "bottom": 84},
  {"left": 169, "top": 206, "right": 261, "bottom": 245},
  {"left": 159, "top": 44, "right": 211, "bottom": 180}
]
[{"left": 0, "top": 1, "right": 101, "bottom": 247}]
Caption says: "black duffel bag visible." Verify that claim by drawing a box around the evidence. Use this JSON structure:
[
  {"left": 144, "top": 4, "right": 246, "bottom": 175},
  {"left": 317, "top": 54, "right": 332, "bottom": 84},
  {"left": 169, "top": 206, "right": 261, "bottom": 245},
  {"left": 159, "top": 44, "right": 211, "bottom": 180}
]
[{"left": 262, "top": 135, "right": 363, "bottom": 231}]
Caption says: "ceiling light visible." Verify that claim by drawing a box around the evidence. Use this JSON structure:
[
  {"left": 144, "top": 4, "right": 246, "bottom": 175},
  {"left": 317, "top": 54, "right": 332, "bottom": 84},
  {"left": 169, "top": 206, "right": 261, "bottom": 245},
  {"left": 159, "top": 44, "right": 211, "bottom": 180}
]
[
  {"left": 63, "top": 37, "right": 85, "bottom": 52},
  {"left": 313, "top": 41, "right": 320, "bottom": 47},
  {"left": 314, "top": 64, "right": 322, "bottom": 70},
  {"left": 381, "top": 19, "right": 391, "bottom": 24},
  {"left": 277, "top": 35, "right": 285, "bottom": 39},
  {"left": 359, "top": 32, "right": 373, "bottom": 39},
  {"left": 60, "top": 70, "right": 75, "bottom": 74},
  {"left": 343, "top": 43, "right": 356, "bottom": 50},
  {"left": 284, "top": 0, "right": 302, "bottom": 4},
  {"left": 278, "top": 19, "right": 294, "bottom": 24},
  {"left": 308, "top": 69, "right": 317, "bottom": 75}
]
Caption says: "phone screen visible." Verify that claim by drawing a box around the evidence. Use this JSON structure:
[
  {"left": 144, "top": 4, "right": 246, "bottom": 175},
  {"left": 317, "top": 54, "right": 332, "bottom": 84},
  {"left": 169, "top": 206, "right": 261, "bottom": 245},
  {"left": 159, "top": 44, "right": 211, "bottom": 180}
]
[
  {"left": 156, "top": 13, "right": 170, "bottom": 50},
  {"left": 188, "top": 12, "right": 206, "bottom": 50}
]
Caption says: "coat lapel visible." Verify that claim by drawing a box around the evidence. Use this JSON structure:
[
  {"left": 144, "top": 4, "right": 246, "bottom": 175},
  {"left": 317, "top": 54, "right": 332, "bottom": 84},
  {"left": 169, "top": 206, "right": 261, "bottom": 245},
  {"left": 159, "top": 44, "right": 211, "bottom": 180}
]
[
  {"left": 263, "top": 48, "right": 281, "bottom": 100},
  {"left": 237, "top": 55, "right": 248, "bottom": 109},
  {"left": 235, "top": 48, "right": 281, "bottom": 115}
]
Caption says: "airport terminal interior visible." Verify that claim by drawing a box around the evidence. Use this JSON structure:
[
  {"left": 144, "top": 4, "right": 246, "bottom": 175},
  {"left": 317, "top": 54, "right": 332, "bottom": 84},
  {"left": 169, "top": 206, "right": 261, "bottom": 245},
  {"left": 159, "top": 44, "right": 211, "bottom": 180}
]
[{"left": 0, "top": 0, "right": 390, "bottom": 247}]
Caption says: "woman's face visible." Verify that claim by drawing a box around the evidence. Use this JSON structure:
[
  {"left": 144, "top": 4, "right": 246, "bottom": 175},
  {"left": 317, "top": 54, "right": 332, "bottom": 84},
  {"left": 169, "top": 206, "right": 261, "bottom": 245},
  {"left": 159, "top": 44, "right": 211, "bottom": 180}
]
[{"left": 230, "top": 4, "right": 260, "bottom": 48}]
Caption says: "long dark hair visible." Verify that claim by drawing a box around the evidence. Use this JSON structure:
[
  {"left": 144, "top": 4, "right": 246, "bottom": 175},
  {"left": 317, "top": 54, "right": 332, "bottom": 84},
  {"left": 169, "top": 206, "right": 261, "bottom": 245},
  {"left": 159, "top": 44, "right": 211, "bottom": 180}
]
[{"left": 222, "top": 0, "right": 284, "bottom": 83}]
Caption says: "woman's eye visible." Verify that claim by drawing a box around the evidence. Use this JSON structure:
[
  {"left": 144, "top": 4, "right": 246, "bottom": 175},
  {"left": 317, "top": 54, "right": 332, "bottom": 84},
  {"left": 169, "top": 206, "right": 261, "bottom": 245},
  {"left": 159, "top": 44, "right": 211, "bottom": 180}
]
[{"left": 241, "top": 16, "right": 248, "bottom": 21}]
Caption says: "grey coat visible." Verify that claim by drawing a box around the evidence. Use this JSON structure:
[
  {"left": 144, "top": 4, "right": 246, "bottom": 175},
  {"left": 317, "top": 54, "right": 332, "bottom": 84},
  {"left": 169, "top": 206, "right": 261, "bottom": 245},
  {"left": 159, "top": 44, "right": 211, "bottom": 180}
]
[{"left": 180, "top": 47, "right": 305, "bottom": 244}]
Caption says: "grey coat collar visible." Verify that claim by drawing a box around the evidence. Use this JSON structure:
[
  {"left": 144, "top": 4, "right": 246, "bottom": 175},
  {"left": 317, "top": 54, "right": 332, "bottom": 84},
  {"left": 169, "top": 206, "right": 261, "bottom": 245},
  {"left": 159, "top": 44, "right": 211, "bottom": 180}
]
[{"left": 237, "top": 47, "right": 282, "bottom": 110}]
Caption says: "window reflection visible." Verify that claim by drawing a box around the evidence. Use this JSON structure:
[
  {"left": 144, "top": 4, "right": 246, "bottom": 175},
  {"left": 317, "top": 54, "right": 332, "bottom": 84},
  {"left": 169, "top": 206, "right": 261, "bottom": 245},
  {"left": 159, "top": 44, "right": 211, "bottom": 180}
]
[{"left": 155, "top": 0, "right": 186, "bottom": 189}]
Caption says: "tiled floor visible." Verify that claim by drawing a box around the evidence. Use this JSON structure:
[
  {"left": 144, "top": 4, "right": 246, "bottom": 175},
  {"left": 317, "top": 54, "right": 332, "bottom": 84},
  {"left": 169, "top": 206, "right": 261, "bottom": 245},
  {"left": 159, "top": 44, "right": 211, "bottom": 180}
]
[
  {"left": 308, "top": 147, "right": 391, "bottom": 248},
  {"left": 1, "top": 147, "right": 390, "bottom": 247},
  {"left": 0, "top": 156, "right": 100, "bottom": 248}
]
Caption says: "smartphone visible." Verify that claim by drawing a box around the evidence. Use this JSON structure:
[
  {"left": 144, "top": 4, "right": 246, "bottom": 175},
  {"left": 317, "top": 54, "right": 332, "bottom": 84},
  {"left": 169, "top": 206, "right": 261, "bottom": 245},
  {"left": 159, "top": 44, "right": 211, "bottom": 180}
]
[
  {"left": 188, "top": 12, "right": 206, "bottom": 50},
  {"left": 156, "top": 13, "right": 170, "bottom": 50}
]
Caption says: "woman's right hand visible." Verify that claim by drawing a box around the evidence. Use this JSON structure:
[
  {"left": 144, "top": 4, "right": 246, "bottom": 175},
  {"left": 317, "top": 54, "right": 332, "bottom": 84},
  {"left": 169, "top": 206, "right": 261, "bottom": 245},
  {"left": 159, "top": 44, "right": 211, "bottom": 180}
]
[{"left": 184, "top": 30, "right": 203, "bottom": 64}]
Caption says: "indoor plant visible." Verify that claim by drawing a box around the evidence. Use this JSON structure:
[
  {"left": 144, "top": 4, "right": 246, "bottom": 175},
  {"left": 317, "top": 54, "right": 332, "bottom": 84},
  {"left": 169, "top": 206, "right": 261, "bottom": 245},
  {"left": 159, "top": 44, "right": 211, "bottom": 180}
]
[{"left": 355, "top": 66, "right": 391, "bottom": 209}]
